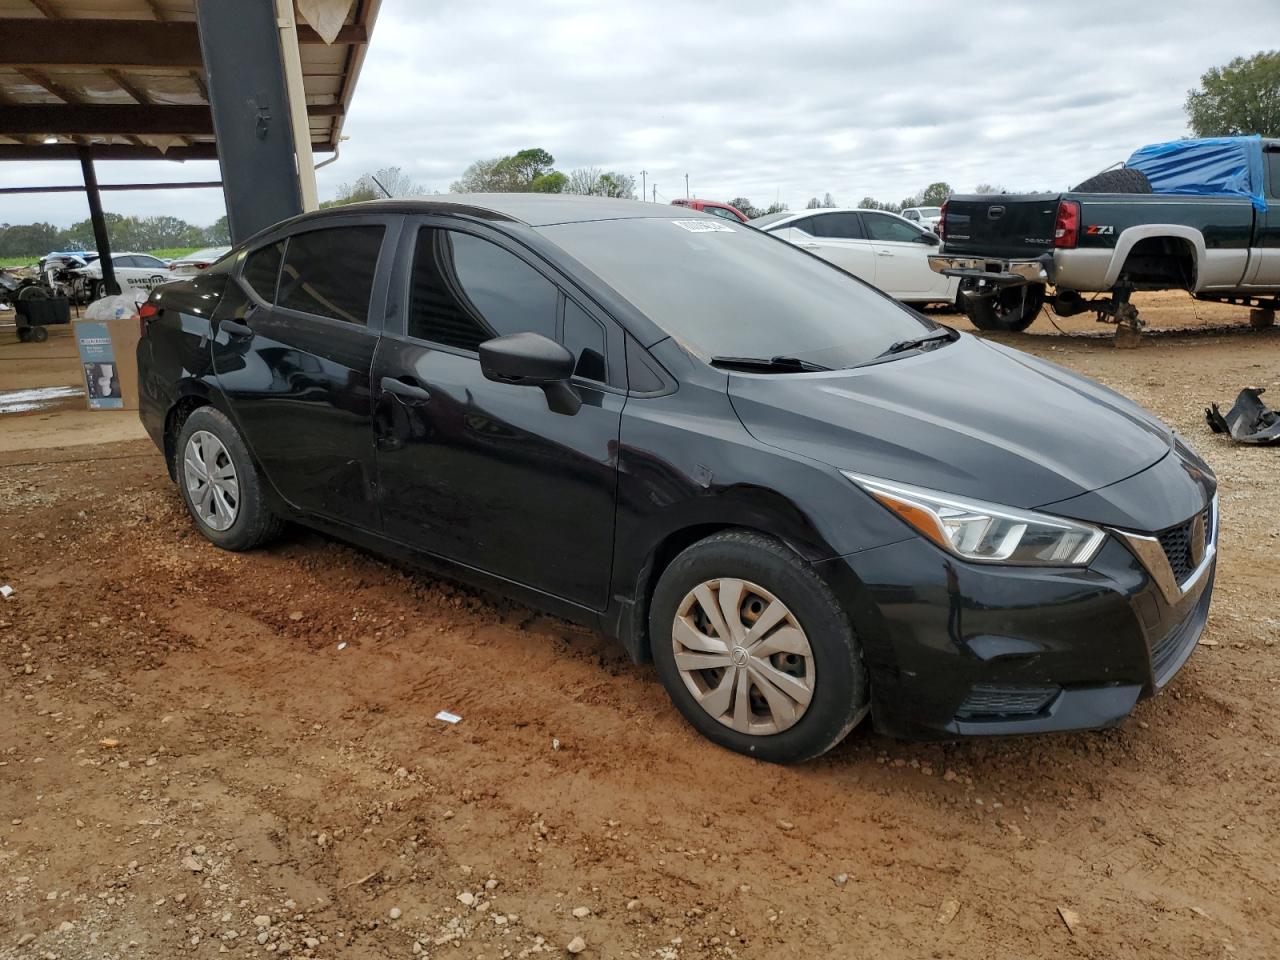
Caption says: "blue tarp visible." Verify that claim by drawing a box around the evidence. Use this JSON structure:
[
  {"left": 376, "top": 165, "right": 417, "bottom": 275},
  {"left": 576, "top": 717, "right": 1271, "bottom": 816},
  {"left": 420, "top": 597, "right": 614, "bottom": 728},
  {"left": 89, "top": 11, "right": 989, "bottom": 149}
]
[{"left": 1125, "top": 135, "right": 1267, "bottom": 213}]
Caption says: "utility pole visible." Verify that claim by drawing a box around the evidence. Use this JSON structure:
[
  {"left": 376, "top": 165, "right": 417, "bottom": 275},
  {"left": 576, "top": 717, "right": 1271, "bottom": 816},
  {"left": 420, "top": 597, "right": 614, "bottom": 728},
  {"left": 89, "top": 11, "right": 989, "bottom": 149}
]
[
  {"left": 640, "top": 170, "right": 647, "bottom": 200},
  {"left": 653, "top": 184, "right": 657, "bottom": 203},
  {"left": 685, "top": 173, "right": 689, "bottom": 198}
]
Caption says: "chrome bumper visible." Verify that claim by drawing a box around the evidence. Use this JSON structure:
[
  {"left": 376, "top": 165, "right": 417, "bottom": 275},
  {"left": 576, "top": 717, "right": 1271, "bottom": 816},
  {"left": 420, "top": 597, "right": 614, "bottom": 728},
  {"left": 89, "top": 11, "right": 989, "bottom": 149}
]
[{"left": 928, "top": 254, "right": 1051, "bottom": 285}]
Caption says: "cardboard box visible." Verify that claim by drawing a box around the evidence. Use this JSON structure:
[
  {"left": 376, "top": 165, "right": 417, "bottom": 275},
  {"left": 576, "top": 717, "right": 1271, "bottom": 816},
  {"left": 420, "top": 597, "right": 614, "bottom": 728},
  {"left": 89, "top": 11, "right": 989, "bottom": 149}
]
[{"left": 74, "top": 318, "right": 140, "bottom": 411}]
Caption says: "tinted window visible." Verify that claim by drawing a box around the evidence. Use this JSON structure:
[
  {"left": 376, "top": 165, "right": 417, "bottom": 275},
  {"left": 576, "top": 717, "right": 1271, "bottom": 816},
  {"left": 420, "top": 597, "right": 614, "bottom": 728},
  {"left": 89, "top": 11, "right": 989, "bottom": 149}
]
[
  {"left": 539, "top": 218, "right": 929, "bottom": 369},
  {"left": 1267, "top": 149, "right": 1280, "bottom": 199},
  {"left": 112, "top": 255, "right": 132, "bottom": 267},
  {"left": 863, "top": 213, "right": 924, "bottom": 243},
  {"left": 242, "top": 241, "right": 284, "bottom": 302},
  {"left": 278, "top": 225, "right": 384, "bottom": 325},
  {"left": 563, "top": 299, "right": 607, "bottom": 382},
  {"left": 706, "top": 206, "right": 740, "bottom": 222},
  {"left": 902, "top": 210, "right": 919, "bottom": 220},
  {"left": 783, "top": 217, "right": 815, "bottom": 235},
  {"left": 134, "top": 255, "right": 165, "bottom": 268},
  {"left": 408, "top": 228, "right": 559, "bottom": 351},
  {"left": 808, "top": 213, "right": 864, "bottom": 240}
]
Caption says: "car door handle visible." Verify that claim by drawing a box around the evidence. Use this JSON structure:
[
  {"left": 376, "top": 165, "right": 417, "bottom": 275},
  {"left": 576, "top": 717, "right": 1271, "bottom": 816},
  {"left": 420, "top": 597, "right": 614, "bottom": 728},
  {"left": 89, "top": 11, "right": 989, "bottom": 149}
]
[
  {"left": 381, "top": 376, "right": 431, "bottom": 402},
  {"left": 220, "top": 318, "right": 254, "bottom": 339},
  {"left": 876, "top": 250, "right": 894, "bottom": 257}
]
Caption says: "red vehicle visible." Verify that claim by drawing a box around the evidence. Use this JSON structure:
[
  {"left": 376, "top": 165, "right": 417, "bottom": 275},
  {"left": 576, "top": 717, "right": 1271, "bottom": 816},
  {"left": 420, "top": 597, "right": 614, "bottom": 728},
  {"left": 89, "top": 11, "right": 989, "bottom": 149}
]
[{"left": 669, "top": 198, "right": 748, "bottom": 223}]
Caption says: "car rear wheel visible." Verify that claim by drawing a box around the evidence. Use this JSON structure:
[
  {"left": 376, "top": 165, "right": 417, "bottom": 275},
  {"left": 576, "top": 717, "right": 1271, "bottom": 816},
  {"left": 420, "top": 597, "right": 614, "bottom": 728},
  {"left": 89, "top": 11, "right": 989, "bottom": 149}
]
[
  {"left": 963, "top": 282, "right": 1044, "bottom": 332},
  {"left": 649, "top": 530, "right": 868, "bottom": 763},
  {"left": 176, "top": 406, "right": 284, "bottom": 551}
]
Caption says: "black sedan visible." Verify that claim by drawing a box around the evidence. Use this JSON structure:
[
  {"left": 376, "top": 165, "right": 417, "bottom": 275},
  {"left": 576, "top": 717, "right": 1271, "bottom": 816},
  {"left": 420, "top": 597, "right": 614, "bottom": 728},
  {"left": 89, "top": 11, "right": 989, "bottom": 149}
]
[{"left": 137, "top": 195, "right": 1217, "bottom": 762}]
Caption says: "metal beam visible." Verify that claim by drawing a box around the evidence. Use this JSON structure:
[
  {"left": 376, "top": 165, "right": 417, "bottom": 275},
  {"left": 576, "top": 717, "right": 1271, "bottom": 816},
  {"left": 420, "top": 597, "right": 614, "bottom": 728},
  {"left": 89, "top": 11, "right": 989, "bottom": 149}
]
[
  {"left": 2, "top": 103, "right": 343, "bottom": 136},
  {"left": 0, "top": 181, "right": 223, "bottom": 196},
  {"left": 0, "top": 143, "right": 223, "bottom": 161},
  {"left": 0, "top": 19, "right": 367, "bottom": 69},
  {"left": 78, "top": 146, "right": 119, "bottom": 298}
]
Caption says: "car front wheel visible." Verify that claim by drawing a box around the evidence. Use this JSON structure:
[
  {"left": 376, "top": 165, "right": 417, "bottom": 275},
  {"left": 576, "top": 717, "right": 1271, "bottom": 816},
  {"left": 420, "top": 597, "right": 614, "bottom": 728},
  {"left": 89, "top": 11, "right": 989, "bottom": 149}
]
[
  {"left": 649, "top": 530, "right": 868, "bottom": 763},
  {"left": 175, "top": 406, "right": 284, "bottom": 551}
]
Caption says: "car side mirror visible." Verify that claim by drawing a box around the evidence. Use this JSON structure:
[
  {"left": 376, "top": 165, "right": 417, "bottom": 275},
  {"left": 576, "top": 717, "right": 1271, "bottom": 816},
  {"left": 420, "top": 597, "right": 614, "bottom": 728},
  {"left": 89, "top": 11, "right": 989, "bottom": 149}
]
[
  {"left": 479, "top": 332, "right": 581, "bottom": 415},
  {"left": 913, "top": 232, "right": 941, "bottom": 246}
]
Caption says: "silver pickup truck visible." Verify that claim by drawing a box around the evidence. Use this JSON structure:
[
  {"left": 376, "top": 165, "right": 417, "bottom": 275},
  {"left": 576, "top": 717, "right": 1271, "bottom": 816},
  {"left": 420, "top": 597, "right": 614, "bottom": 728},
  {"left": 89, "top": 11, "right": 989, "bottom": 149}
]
[{"left": 928, "top": 136, "right": 1280, "bottom": 335}]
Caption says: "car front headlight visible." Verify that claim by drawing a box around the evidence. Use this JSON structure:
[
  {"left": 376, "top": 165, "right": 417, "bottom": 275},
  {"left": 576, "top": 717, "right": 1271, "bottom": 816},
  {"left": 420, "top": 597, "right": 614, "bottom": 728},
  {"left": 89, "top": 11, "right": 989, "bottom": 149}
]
[{"left": 843, "top": 472, "right": 1105, "bottom": 566}]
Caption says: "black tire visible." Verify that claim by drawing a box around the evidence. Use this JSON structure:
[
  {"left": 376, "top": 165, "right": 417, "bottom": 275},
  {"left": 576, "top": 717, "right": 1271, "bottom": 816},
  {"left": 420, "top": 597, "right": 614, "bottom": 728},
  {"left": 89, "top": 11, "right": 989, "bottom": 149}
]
[
  {"left": 30, "top": 326, "right": 48, "bottom": 342},
  {"left": 16, "top": 284, "right": 49, "bottom": 300},
  {"left": 175, "top": 406, "right": 285, "bottom": 551},
  {"left": 16, "top": 328, "right": 30, "bottom": 343},
  {"left": 1071, "top": 168, "right": 1152, "bottom": 194},
  {"left": 649, "top": 530, "right": 868, "bottom": 763},
  {"left": 964, "top": 282, "right": 1044, "bottom": 332},
  {"left": 94, "top": 281, "right": 108, "bottom": 301}
]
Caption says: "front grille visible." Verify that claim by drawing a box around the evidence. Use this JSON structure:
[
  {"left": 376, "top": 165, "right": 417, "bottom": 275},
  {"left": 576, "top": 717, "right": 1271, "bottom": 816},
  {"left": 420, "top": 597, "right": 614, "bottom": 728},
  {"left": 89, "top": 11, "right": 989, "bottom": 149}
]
[
  {"left": 1149, "top": 584, "right": 1213, "bottom": 688},
  {"left": 956, "top": 684, "right": 1060, "bottom": 720},
  {"left": 1157, "top": 506, "right": 1211, "bottom": 583}
]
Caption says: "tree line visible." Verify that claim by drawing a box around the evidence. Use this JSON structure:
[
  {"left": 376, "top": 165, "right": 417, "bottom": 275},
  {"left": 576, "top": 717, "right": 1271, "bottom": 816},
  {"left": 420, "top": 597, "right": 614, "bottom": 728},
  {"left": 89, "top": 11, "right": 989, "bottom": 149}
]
[{"left": 0, "top": 213, "right": 229, "bottom": 260}]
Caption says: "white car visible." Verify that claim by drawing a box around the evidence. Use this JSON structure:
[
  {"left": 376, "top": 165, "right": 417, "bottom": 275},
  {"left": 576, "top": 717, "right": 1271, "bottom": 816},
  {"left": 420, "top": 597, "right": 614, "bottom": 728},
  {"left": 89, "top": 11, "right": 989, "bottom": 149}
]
[
  {"left": 901, "top": 206, "right": 944, "bottom": 232},
  {"left": 755, "top": 208, "right": 960, "bottom": 306},
  {"left": 168, "top": 246, "right": 232, "bottom": 277},
  {"left": 74, "top": 252, "right": 171, "bottom": 301}
]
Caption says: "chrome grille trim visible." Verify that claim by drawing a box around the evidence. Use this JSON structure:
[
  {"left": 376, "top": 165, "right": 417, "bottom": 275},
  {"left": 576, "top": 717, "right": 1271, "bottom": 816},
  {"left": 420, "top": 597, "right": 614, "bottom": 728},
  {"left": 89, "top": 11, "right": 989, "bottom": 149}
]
[{"left": 1112, "top": 495, "right": 1218, "bottom": 606}]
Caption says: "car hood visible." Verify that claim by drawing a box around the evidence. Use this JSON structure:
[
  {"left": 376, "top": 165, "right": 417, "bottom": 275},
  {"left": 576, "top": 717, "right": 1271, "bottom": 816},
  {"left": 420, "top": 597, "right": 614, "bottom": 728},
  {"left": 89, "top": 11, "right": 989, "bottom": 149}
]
[{"left": 727, "top": 334, "right": 1172, "bottom": 509}]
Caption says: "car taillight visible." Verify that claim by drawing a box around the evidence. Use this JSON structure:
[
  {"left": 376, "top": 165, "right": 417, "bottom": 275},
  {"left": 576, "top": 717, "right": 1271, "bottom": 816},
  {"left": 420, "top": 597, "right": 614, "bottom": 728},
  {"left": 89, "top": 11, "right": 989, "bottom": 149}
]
[
  {"left": 196, "top": 263, "right": 208, "bottom": 270},
  {"left": 938, "top": 200, "right": 948, "bottom": 241},
  {"left": 1054, "top": 199, "right": 1079, "bottom": 249},
  {"left": 138, "top": 300, "right": 159, "bottom": 337}
]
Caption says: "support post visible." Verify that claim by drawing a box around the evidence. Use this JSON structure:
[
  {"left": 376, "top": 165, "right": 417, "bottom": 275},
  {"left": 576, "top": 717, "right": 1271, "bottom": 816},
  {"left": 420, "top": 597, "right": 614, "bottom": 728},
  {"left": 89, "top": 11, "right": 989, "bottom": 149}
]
[
  {"left": 195, "top": 0, "right": 303, "bottom": 242},
  {"left": 78, "top": 146, "right": 118, "bottom": 297},
  {"left": 276, "top": 0, "right": 318, "bottom": 212}
]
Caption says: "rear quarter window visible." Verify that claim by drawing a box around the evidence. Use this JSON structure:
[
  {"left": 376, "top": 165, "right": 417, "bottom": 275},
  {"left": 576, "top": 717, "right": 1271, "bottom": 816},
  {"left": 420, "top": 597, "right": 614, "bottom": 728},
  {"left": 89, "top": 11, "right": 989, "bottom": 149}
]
[{"left": 242, "top": 241, "right": 284, "bottom": 302}]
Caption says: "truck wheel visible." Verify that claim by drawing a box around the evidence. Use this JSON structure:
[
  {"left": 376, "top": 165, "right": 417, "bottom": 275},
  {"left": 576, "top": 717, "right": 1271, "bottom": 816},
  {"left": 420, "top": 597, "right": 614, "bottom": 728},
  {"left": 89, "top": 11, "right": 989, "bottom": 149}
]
[
  {"left": 964, "top": 283, "right": 1044, "bottom": 332},
  {"left": 1071, "top": 168, "right": 1152, "bottom": 194}
]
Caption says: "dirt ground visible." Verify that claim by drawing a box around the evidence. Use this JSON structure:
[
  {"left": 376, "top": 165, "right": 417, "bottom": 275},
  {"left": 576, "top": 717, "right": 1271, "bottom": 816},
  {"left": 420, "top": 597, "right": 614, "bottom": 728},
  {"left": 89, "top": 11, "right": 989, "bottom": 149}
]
[{"left": 1, "top": 295, "right": 1278, "bottom": 960}]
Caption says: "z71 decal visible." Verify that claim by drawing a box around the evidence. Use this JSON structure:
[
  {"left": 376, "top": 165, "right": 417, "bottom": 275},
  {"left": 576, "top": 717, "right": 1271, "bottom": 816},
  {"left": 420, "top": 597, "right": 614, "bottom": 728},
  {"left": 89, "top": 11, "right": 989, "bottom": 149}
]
[{"left": 1085, "top": 224, "right": 1115, "bottom": 236}]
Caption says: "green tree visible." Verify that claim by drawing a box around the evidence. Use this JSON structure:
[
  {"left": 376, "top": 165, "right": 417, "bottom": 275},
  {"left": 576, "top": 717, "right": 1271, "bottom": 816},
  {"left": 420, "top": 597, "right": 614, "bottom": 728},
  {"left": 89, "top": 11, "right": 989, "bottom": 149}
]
[
  {"left": 0, "top": 222, "right": 62, "bottom": 257},
  {"left": 324, "top": 166, "right": 424, "bottom": 207},
  {"left": 728, "top": 197, "right": 760, "bottom": 218},
  {"left": 451, "top": 148, "right": 565, "bottom": 192},
  {"left": 205, "top": 215, "right": 231, "bottom": 245},
  {"left": 1186, "top": 51, "right": 1280, "bottom": 137},
  {"left": 919, "top": 182, "right": 953, "bottom": 206},
  {"left": 566, "top": 167, "right": 636, "bottom": 198}
]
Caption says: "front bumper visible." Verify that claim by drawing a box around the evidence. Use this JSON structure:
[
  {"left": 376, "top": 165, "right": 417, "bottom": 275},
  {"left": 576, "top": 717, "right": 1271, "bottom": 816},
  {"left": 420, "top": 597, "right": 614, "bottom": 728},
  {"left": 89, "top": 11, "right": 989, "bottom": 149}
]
[{"left": 818, "top": 512, "right": 1217, "bottom": 741}]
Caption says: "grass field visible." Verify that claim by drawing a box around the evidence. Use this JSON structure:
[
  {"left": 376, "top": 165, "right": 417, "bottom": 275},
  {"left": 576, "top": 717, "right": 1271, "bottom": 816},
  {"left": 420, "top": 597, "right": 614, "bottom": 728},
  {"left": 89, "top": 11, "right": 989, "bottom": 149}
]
[{"left": 1, "top": 247, "right": 201, "bottom": 269}]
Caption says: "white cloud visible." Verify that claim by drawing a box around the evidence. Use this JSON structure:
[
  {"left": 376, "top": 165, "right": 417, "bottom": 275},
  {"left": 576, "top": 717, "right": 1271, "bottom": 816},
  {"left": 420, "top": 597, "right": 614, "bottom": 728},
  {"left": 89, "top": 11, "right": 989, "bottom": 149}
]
[{"left": 3, "top": 0, "right": 1276, "bottom": 227}]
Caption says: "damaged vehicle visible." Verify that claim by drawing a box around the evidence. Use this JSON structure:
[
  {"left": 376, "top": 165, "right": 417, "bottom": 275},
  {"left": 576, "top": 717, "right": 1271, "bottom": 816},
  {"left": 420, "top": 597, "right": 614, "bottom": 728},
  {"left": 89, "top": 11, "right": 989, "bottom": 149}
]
[
  {"left": 138, "top": 195, "right": 1218, "bottom": 762},
  {"left": 929, "top": 135, "right": 1280, "bottom": 334}
]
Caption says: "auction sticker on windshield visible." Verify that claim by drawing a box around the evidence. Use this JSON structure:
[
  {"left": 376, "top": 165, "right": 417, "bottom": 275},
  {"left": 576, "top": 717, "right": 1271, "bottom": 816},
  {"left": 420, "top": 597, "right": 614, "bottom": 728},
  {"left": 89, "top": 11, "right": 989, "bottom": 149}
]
[{"left": 671, "top": 219, "right": 735, "bottom": 233}]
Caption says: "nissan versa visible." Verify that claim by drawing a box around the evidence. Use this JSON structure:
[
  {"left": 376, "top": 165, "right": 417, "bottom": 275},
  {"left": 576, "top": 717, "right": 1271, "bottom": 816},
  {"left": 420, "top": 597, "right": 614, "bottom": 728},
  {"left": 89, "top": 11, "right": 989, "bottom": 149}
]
[{"left": 137, "top": 195, "right": 1218, "bottom": 762}]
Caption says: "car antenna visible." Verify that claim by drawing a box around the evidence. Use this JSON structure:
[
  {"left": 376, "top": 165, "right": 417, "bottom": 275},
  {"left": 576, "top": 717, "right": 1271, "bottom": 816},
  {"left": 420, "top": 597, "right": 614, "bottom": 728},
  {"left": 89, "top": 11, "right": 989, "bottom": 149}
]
[{"left": 370, "top": 174, "right": 392, "bottom": 198}]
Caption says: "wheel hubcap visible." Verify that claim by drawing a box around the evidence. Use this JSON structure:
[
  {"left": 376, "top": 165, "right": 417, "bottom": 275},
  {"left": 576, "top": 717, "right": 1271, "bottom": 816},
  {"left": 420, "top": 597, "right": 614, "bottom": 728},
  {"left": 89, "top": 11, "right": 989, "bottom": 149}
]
[
  {"left": 672, "top": 578, "right": 815, "bottom": 736},
  {"left": 183, "top": 430, "right": 239, "bottom": 532}
]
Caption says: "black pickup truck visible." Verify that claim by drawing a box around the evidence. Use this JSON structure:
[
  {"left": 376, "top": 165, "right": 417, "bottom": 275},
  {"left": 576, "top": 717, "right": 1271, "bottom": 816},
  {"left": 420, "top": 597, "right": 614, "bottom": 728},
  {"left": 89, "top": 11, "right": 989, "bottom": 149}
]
[{"left": 929, "top": 136, "right": 1280, "bottom": 335}]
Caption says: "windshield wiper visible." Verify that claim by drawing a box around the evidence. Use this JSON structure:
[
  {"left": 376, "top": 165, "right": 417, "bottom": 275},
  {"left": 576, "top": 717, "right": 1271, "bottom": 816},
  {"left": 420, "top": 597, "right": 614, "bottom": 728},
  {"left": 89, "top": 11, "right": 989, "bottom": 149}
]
[
  {"left": 710, "top": 355, "right": 830, "bottom": 373},
  {"left": 875, "top": 326, "right": 957, "bottom": 359}
]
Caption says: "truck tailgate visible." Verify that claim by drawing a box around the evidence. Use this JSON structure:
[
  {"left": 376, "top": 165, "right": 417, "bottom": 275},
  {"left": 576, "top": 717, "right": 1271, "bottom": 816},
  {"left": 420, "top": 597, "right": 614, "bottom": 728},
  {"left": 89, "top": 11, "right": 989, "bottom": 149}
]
[{"left": 943, "top": 194, "right": 1060, "bottom": 259}]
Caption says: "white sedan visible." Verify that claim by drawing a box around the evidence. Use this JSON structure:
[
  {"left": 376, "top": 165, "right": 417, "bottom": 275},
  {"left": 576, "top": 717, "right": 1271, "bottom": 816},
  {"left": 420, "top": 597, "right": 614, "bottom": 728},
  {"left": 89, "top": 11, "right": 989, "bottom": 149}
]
[
  {"left": 74, "top": 252, "right": 171, "bottom": 301},
  {"left": 168, "top": 246, "right": 232, "bottom": 277},
  {"left": 752, "top": 209, "right": 959, "bottom": 307}
]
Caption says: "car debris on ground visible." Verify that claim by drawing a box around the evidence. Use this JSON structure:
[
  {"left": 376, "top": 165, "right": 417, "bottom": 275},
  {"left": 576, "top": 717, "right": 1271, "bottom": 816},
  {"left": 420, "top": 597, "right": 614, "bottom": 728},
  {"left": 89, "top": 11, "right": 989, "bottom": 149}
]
[{"left": 1206, "top": 387, "right": 1280, "bottom": 445}]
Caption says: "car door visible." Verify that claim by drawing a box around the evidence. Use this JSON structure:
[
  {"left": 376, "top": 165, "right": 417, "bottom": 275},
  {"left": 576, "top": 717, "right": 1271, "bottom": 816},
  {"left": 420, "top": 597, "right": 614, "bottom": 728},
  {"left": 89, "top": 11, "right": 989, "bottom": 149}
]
[
  {"left": 860, "top": 211, "right": 950, "bottom": 301},
  {"left": 789, "top": 213, "right": 878, "bottom": 284},
  {"left": 370, "top": 219, "right": 624, "bottom": 611},
  {"left": 124, "top": 254, "right": 171, "bottom": 294},
  {"left": 1244, "top": 144, "right": 1280, "bottom": 287},
  {"left": 211, "top": 215, "right": 400, "bottom": 530}
]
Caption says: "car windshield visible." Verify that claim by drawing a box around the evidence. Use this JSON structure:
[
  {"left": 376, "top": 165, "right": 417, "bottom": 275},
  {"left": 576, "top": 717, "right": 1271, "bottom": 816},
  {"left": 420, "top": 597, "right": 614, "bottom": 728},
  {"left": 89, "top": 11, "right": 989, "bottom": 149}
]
[
  {"left": 539, "top": 217, "right": 932, "bottom": 369},
  {"left": 917, "top": 207, "right": 942, "bottom": 217}
]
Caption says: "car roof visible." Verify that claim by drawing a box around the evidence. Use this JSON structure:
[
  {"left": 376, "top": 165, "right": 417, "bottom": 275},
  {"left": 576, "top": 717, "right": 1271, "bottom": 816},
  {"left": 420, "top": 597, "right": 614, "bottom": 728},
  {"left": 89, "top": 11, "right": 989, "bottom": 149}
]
[{"left": 284, "top": 194, "right": 708, "bottom": 229}]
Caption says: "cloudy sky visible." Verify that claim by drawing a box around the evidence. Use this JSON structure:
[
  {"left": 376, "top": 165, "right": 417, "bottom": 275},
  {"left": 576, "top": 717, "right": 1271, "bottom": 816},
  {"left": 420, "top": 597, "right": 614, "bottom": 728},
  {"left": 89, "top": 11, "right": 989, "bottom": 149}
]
[{"left": 5, "top": 0, "right": 1278, "bottom": 227}]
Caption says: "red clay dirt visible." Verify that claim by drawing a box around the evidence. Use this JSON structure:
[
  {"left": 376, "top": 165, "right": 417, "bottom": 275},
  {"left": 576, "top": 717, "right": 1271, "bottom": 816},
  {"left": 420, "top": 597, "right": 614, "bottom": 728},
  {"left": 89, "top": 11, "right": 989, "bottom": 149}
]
[{"left": 1, "top": 295, "right": 1278, "bottom": 959}]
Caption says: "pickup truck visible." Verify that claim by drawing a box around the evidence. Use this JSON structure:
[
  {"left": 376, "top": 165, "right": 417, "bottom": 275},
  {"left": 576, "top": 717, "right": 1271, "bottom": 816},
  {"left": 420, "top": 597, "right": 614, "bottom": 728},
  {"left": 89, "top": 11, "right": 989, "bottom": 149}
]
[{"left": 928, "top": 135, "right": 1280, "bottom": 335}]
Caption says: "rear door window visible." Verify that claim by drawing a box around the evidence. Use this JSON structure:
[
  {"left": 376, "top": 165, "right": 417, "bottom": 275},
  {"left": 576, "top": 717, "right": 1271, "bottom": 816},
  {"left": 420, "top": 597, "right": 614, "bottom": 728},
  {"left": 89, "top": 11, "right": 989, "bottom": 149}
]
[
  {"left": 808, "top": 213, "right": 865, "bottom": 240},
  {"left": 407, "top": 227, "right": 559, "bottom": 351},
  {"left": 242, "top": 241, "right": 284, "bottom": 303},
  {"left": 277, "top": 225, "right": 385, "bottom": 325}
]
